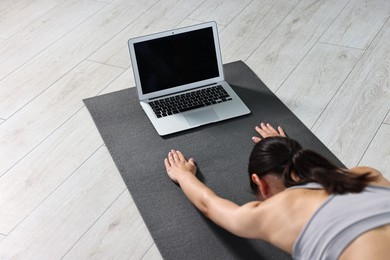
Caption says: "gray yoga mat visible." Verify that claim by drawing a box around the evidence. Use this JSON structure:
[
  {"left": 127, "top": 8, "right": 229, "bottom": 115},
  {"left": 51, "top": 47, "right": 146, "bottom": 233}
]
[{"left": 84, "top": 61, "right": 344, "bottom": 260}]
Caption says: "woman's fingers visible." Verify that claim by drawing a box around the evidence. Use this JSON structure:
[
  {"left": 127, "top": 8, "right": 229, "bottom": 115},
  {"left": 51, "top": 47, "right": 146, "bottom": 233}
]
[
  {"left": 188, "top": 158, "right": 196, "bottom": 167},
  {"left": 164, "top": 158, "right": 169, "bottom": 168},
  {"left": 168, "top": 150, "right": 174, "bottom": 163},
  {"left": 252, "top": 136, "right": 261, "bottom": 143},
  {"left": 266, "top": 123, "right": 277, "bottom": 133},
  {"left": 253, "top": 123, "right": 286, "bottom": 142},
  {"left": 168, "top": 150, "right": 187, "bottom": 164},
  {"left": 278, "top": 126, "right": 286, "bottom": 137},
  {"left": 176, "top": 150, "right": 186, "bottom": 161},
  {"left": 171, "top": 150, "right": 180, "bottom": 162}
]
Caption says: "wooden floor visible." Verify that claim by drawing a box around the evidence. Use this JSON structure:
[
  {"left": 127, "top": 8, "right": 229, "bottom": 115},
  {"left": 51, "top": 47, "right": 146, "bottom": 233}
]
[{"left": 0, "top": 0, "right": 389, "bottom": 259}]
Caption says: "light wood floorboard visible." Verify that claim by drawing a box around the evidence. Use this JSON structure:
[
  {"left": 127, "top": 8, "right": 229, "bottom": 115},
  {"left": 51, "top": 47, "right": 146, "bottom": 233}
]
[
  {"left": 0, "top": 0, "right": 389, "bottom": 259},
  {"left": 359, "top": 124, "right": 390, "bottom": 180},
  {"left": 0, "top": 0, "right": 157, "bottom": 119},
  {"left": 87, "top": 0, "right": 206, "bottom": 68},
  {"left": 95, "top": 0, "right": 113, "bottom": 3},
  {"left": 312, "top": 17, "right": 390, "bottom": 168},
  {"left": 0, "top": 61, "right": 123, "bottom": 176},
  {"left": 86, "top": 0, "right": 243, "bottom": 69},
  {"left": 219, "top": 0, "right": 300, "bottom": 63},
  {"left": 0, "top": 108, "right": 105, "bottom": 234},
  {"left": 177, "top": 18, "right": 226, "bottom": 31},
  {"left": 276, "top": 43, "right": 363, "bottom": 128},
  {"left": 0, "top": 0, "right": 66, "bottom": 39},
  {"left": 100, "top": 68, "right": 135, "bottom": 94},
  {"left": 385, "top": 110, "right": 390, "bottom": 124},
  {"left": 188, "top": 0, "right": 252, "bottom": 26},
  {"left": 245, "top": 0, "right": 350, "bottom": 91},
  {"left": 0, "top": 0, "right": 22, "bottom": 14},
  {"left": 87, "top": 6, "right": 229, "bottom": 70},
  {"left": 63, "top": 191, "right": 155, "bottom": 260},
  {"left": 141, "top": 244, "right": 163, "bottom": 260},
  {"left": 0, "top": 0, "right": 108, "bottom": 81},
  {"left": 320, "top": 0, "right": 390, "bottom": 49},
  {"left": 0, "top": 146, "right": 126, "bottom": 260}
]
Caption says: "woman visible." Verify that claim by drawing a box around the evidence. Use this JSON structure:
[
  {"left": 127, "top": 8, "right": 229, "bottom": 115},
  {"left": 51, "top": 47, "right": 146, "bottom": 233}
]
[{"left": 164, "top": 123, "right": 390, "bottom": 259}]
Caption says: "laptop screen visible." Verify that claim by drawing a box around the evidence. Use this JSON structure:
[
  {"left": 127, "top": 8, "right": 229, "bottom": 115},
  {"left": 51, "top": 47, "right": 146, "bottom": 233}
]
[{"left": 133, "top": 27, "right": 220, "bottom": 95}]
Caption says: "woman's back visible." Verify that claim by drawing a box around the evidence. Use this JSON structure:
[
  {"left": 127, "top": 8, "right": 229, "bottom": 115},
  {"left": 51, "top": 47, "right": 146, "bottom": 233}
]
[
  {"left": 258, "top": 167, "right": 390, "bottom": 259},
  {"left": 340, "top": 167, "right": 390, "bottom": 260},
  {"left": 257, "top": 186, "right": 329, "bottom": 252}
]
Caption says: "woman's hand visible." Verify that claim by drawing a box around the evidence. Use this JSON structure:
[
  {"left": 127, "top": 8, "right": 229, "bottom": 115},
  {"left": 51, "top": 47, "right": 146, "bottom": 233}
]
[
  {"left": 252, "top": 123, "right": 286, "bottom": 143},
  {"left": 164, "top": 150, "right": 197, "bottom": 184}
]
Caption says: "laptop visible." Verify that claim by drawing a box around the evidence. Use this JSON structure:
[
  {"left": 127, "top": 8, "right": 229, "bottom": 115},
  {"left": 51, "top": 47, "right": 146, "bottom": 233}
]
[{"left": 128, "top": 21, "right": 250, "bottom": 136}]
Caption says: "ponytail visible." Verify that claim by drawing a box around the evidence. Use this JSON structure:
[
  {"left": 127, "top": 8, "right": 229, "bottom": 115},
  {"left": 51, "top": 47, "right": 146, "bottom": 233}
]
[{"left": 248, "top": 137, "right": 375, "bottom": 194}]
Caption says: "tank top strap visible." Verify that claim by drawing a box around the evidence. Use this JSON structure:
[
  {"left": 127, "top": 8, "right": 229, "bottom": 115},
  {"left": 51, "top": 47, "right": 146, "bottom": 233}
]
[{"left": 287, "top": 182, "right": 323, "bottom": 190}]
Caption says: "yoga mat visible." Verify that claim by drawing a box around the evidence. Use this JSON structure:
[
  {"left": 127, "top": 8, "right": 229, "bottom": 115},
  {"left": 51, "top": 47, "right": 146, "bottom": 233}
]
[{"left": 84, "top": 61, "right": 344, "bottom": 260}]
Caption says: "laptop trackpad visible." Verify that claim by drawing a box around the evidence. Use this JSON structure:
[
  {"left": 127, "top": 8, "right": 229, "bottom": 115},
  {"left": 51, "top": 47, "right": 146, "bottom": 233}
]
[{"left": 184, "top": 108, "right": 220, "bottom": 127}]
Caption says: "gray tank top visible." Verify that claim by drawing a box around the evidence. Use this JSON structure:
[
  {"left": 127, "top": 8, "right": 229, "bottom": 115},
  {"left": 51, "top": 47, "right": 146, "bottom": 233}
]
[{"left": 288, "top": 183, "right": 390, "bottom": 260}]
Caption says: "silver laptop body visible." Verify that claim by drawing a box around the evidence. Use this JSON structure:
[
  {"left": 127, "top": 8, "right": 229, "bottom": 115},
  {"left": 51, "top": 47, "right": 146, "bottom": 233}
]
[{"left": 128, "top": 21, "right": 250, "bottom": 136}]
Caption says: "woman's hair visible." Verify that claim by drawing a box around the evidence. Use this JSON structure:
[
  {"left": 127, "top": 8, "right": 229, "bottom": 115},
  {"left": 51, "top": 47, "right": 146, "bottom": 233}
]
[{"left": 248, "top": 137, "right": 375, "bottom": 194}]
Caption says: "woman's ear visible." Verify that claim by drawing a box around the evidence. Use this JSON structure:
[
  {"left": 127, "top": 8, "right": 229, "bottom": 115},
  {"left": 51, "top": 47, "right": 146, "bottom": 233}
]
[
  {"left": 251, "top": 173, "right": 260, "bottom": 187},
  {"left": 291, "top": 170, "right": 300, "bottom": 182},
  {"left": 251, "top": 174, "right": 269, "bottom": 197}
]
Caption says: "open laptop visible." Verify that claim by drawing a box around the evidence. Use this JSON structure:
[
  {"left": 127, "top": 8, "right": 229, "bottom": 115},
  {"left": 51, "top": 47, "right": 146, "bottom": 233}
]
[{"left": 128, "top": 21, "right": 250, "bottom": 136}]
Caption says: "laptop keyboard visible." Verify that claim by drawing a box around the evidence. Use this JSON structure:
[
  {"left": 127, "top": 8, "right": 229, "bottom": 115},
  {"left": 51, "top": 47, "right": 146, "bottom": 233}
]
[{"left": 149, "top": 85, "right": 232, "bottom": 118}]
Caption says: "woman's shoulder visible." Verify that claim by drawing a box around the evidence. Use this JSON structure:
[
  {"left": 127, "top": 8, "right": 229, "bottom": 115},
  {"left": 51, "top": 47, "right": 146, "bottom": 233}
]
[
  {"left": 349, "top": 166, "right": 379, "bottom": 174},
  {"left": 349, "top": 166, "right": 382, "bottom": 177},
  {"left": 349, "top": 166, "right": 390, "bottom": 186}
]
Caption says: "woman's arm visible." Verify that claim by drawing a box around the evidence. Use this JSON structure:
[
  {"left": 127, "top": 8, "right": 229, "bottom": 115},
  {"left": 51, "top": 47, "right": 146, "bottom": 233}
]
[{"left": 164, "top": 150, "right": 265, "bottom": 239}]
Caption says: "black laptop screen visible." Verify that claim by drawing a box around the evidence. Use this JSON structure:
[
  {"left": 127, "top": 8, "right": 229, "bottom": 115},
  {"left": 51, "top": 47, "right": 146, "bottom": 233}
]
[{"left": 134, "top": 27, "right": 220, "bottom": 94}]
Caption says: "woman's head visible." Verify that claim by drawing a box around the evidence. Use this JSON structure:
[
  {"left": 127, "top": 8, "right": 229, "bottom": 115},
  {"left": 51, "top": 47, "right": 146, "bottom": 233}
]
[
  {"left": 248, "top": 137, "right": 374, "bottom": 196},
  {"left": 248, "top": 137, "right": 301, "bottom": 196}
]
